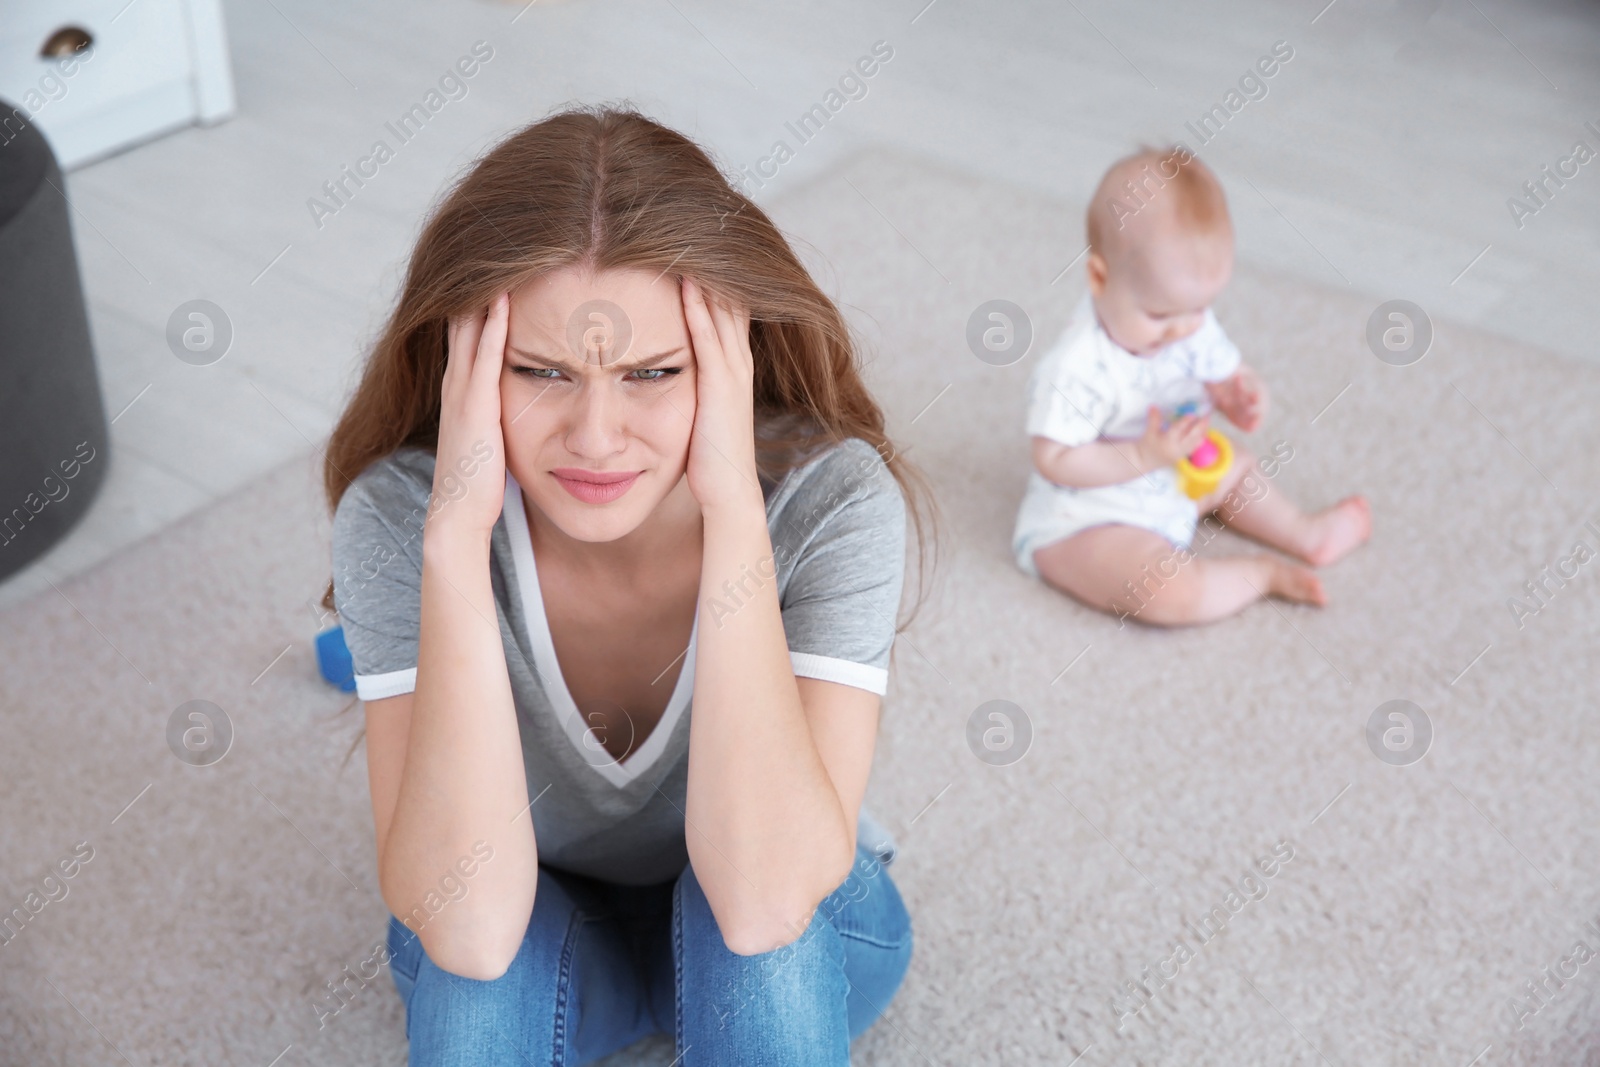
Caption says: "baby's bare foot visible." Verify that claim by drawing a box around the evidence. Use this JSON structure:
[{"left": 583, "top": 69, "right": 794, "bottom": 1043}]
[
  {"left": 1269, "top": 559, "right": 1327, "bottom": 607},
  {"left": 1303, "top": 496, "right": 1372, "bottom": 567}
]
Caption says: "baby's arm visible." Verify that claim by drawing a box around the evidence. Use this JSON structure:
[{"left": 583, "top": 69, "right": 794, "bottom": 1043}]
[
  {"left": 1204, "top": 363, "right": 1269, "bottom": 433},
  {"left": 1032, "top": 406, "right": 1210, "bottom": 489}
]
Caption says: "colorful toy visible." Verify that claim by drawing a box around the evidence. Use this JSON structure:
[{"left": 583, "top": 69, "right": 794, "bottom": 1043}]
[{"left": 1170, "top": 400, "right": 1233, "bottom": 500}]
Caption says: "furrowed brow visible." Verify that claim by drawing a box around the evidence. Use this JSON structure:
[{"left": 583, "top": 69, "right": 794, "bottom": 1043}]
[{"left": 506, "top": 345, "right": 686, "bottom": 372}]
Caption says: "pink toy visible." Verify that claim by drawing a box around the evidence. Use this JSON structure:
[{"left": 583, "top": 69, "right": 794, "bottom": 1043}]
[{"left": 1170, "top": 401, "right": 1234, "bottom": 500}]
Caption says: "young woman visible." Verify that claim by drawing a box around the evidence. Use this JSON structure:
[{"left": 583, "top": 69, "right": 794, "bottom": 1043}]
[{"left": 320, "top": 105, "right": 939, "bottom": 1065}]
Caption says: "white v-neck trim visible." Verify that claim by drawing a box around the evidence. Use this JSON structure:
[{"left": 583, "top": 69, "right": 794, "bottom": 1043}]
[{"left": 502, "top": 472, "right": 698, "bottom": 789}]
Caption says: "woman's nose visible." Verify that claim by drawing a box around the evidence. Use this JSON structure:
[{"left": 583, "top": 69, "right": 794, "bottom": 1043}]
[{"left": 564, "top": 381, "right": 628, "bottom": 455}]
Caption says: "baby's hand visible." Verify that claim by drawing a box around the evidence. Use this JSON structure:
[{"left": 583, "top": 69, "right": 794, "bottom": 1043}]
[
  {"left": 1136, "top": 405, "right": 1209, "bottom": 471},
  {"left": 1206, "top": 366, "right": 1268, "bottom": 432}
]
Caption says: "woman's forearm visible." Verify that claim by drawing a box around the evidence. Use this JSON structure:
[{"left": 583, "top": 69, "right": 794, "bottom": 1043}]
[
  {"left": 380, "top": 523, "right": 538, "bottom": 979},
  {"left": 685, "top": 498, "right": 855, "bottom": 956}
]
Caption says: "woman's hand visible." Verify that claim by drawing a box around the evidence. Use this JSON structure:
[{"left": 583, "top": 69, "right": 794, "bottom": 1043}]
[
  {"left": 430, "top": 291, "right": 510, "bottom": 538},
  {"left": 681, "top": 276, "right": 763, "bottom": 514}
]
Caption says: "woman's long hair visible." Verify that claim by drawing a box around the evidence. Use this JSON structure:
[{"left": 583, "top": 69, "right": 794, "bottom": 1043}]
[{"left": 320, "top": 104, "right": 941, "bottom": 744}]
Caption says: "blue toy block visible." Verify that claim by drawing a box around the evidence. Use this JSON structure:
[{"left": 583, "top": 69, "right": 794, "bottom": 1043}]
[{"left": 315, "top": 624, "right": 356, "bottom": 692}]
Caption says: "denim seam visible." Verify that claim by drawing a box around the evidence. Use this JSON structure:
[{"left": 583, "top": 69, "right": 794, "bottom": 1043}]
[
  {"left": 388, "top": 918, "right": 421, "bottom": 1039},
  {"left": 835, "top": 927, "right": 911, "bottom": 952},
  {"left": 551, "top": 906, "right": 587, "bottom": 1066},
  {"left": 672, "top": 879, "right": 687, "bottom": 1059}
]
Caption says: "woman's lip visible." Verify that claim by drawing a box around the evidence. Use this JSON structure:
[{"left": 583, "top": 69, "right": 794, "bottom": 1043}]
[
  {"left": 551, "top": 469, "right": 640, "bottom": 504},
  {"left": 551, "top": 468, "right": 640, "bottom": 485}
]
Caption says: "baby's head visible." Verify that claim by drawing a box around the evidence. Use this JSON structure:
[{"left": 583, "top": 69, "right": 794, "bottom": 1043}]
[{"left": 1084, "top": 146, "right": 1233, "bottom": 355}]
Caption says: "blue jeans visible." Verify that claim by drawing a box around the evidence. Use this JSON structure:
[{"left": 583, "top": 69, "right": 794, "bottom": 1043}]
[{"left": 385, "top": 843, "right": 913, "bottom": 1065}]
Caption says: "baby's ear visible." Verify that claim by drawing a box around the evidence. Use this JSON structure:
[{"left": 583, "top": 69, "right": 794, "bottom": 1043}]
[{"left": 1085, "top": 251, "right": 1108, "bottom": 295}]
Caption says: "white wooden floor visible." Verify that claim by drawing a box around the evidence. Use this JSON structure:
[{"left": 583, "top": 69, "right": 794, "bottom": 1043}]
[{"left": 3, "top": 0, "right": 1597, "bottom": 611}]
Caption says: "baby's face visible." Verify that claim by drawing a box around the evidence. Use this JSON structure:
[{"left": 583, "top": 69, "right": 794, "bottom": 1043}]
[{"left": 1090, "top": 229, "right": 1233, "bottom": 356}]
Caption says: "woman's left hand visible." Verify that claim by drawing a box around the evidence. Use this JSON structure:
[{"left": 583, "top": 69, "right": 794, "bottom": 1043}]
[{"left": 682, "top": 275, "right": 763, "bottom": 513}]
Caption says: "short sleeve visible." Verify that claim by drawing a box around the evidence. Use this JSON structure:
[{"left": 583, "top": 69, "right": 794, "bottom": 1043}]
[
  {"left": 1177, "top": 309, "right": 1243, "bottom": 382},
  {"left": 777, "top": 441, "right": 907, "bottom": 697},
  {"left": 329, "top": 461, "right": 431, "bottom": 701},
  {"left": 1024, "top": 329, "right": 1117, "bottom": 448}
]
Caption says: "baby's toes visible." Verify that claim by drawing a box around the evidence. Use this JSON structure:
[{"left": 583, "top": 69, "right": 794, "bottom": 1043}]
[{"left": 1346, "top": 496, "right": 1374, "bottom": 543}]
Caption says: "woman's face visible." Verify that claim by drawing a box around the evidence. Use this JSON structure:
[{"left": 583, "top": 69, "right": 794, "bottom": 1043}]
[{"left": 499, "top": 265, "right": 698, "bottom": 543}]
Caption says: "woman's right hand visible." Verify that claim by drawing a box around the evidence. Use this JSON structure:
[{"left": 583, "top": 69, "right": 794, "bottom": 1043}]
[
  {"left": 1135, "top": 404, "right": 1209, "bottom": 471},
  {"left": 429, "top": 291, "right": 510, "bottom": 539}
]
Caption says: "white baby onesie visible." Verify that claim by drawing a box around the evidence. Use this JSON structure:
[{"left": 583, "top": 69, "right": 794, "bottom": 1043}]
[{"left": 1012, "top": 292, "right": 1243, "bottom": 579}]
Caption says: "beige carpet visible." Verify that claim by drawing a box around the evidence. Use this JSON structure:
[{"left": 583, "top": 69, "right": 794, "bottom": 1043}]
[{"left": 2, "top": 147, "right": 1598, "bottom": 1066}]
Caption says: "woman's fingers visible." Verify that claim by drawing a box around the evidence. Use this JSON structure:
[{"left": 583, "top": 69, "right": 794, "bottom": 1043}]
[
  {"left": 705, "top": 287, "right": 734, "bottom": 354},
  {"left": 682, "top": 276, "right": 720, "bottom": 363},
  {"left": 699, "top": 282, "right": 756, "bottom": 387},
  {"left": 684, "top": 276, "right": 755, "bottom": 391},
  {"left": 445, "top": 306, "right": 486, "bottom": 401},
  {"left": 473, "top": 292, "right": 510, "bottom": 398}
]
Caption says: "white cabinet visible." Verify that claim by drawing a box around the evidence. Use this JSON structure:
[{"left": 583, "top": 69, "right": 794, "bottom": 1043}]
[{"left": 0, "top": 0, "right": 235, "bottom": 170}]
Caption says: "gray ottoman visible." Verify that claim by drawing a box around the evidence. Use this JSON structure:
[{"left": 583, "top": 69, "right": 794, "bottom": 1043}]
[{"left": 0, "top": 99, "right": 108, "bottom": 581}]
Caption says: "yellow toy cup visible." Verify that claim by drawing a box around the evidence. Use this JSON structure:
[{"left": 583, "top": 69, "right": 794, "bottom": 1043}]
[{"left": 1176, "top": 429, "right": 1233, "bottom": 500}]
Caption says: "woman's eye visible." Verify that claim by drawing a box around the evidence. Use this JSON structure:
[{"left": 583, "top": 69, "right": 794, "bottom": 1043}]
[{"left": 511, "top": 365, "right": 680, "bottom": 383}]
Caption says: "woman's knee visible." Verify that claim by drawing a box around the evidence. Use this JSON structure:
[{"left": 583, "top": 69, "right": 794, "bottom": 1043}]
[
  {"left": 674, "top": 861, "right": 850, "bottom": 1047},
  {"left": 820, "top": 851, "right": 914, "bottom": 1039},
  {"left": 672, "top": 850, "right": 914, "bottom": 1054},
  {"left": 816, "top": 849, "right": 911, "bottom": 951},
  {"left": 401, "top": 868, "right": 583, "bottom": 1063}
]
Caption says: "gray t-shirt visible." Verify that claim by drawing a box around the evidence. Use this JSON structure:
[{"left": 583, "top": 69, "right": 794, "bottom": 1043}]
[{"left": 330, "top": 436, "right": 906, "bottom": 885}]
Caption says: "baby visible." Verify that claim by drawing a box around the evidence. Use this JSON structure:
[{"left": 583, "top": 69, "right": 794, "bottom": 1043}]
[{"left": 1013, "top": 146, "right": 1370, "bottom": 626}]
